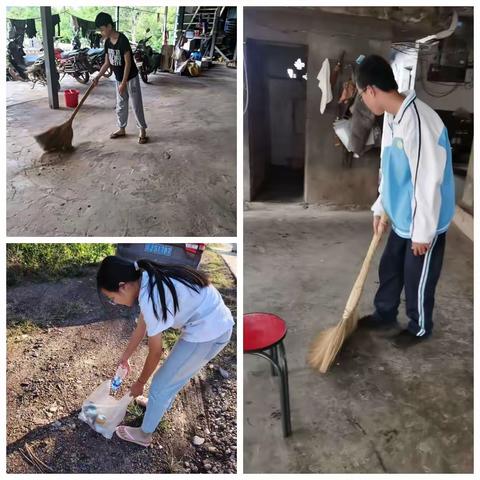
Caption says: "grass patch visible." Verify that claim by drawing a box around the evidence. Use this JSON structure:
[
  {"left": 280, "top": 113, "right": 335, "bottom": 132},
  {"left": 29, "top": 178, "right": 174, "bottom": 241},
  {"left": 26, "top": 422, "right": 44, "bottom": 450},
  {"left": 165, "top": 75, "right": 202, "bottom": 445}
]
[
  {"left": 7, "top": 315, "right": 43, "bottom": 341},
  {"left": 162, "top": 329, "right": 181, "bottom": 351},
  {"left": 124, "top": 400, "right": 169, "bottom": 431},
  {"left": 7, "top": 243, "right": 115, "bottom": 285},
  {"left": 200, "top": 251, "right": 235, "bottom": 289}
]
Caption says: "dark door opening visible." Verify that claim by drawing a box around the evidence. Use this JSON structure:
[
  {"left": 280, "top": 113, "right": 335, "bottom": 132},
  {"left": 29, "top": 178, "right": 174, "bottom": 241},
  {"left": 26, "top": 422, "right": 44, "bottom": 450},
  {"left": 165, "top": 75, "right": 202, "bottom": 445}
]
[{"left": 246, "top": 39, "right": 308, "bottom": 202}]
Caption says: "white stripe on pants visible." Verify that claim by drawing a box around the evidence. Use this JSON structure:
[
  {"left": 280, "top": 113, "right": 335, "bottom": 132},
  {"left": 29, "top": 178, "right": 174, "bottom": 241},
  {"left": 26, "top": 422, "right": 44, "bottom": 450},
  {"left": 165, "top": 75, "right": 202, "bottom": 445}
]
[
  {"left": 141, "top": 326, "right": 233, "bottom": 433},
  {"left": 115, "top": 74, "right": 148, "bottom": 129}
]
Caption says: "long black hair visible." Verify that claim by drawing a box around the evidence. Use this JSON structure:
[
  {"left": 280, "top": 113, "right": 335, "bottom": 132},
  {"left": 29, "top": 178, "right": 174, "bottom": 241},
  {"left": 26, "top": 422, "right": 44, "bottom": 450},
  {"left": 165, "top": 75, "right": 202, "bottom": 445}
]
[{"left": 97, "top": 255, "right": 210, "bottom": 322}]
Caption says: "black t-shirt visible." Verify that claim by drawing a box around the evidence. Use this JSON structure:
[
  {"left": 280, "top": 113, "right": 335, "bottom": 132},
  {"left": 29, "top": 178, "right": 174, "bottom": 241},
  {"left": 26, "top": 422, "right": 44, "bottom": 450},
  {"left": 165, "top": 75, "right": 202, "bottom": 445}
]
[{"left": 104, "top": 32, "right": 138, "bottom": 82}]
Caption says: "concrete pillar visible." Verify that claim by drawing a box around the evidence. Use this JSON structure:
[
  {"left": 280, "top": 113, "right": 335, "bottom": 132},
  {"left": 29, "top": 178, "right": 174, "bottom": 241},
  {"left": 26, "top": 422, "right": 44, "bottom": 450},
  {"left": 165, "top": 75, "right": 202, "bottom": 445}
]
[{"left": 39, "top": 7, "right": 59, "bottom": 109}]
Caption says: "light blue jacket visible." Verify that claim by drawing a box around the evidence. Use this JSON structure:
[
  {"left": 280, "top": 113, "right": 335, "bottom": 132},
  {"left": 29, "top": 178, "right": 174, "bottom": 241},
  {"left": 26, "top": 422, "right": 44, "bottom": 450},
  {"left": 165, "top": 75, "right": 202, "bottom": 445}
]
[{"left": 372, "top": 90, "right": 455, "bottom": 244}]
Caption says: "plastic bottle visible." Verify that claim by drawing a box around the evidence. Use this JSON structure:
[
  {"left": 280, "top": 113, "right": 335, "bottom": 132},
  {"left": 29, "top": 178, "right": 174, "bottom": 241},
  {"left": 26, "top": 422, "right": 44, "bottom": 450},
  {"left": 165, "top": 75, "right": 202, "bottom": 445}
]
[{"left": 111, "top": 365, "right": 128, "bottom": 394}]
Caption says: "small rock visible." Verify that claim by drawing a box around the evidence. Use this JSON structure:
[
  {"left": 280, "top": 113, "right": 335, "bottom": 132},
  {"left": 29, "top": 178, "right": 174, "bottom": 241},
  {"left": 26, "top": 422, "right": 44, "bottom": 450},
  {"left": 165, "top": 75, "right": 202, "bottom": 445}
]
[
  {"left": 207, "top": 446, "right": 217, "bottom": 453},
  {"left": 204, "top": 428, "right": 210, "bottom": 435},
  {"left": 49, "top": 404, "right": 58, "bottom": 413},
  {"left": 219, "top": 367, "right": 230, "bottom": 379},
  {"left": 203, "top": 463, "right": 212, "bottom": 471},
  {"left": 52, "top": 420, "right": 62, "bottom": 428},
  {"left": 208, "top": 364, "right": 215, "bottom": 370},
  {"left": 192, "top": 435, "right": 205, "bottom": 446},
  {"left": 184, "top": 462, "right": 190, "bottom": 468}
]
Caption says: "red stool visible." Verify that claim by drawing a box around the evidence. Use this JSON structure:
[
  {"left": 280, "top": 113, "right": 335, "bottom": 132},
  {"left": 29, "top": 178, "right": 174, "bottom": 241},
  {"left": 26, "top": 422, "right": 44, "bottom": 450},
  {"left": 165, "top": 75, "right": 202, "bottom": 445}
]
[{"left": 244, "top": 312, "right": 292, "bottom": 437}]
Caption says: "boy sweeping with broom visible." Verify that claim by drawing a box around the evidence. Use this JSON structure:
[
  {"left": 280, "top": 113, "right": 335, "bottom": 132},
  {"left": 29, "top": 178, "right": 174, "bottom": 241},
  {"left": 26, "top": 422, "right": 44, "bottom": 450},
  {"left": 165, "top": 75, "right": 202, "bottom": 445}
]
[
  {"left": 93, "top": 12, "right": 148, "bottom": 144},
  {"left": 356, "top": 55, "right": 455, "bottom": 348}
]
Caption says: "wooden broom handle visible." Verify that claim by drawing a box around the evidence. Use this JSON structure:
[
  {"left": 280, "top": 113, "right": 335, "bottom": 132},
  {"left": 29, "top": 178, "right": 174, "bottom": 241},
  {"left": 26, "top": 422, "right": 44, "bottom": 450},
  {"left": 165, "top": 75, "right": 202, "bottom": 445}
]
[
  {"left": 342, "top": 213, "right": 389, "bottom": 319},
  {"left": 69, "top": 81, "right": 97, "bottom": 122}
]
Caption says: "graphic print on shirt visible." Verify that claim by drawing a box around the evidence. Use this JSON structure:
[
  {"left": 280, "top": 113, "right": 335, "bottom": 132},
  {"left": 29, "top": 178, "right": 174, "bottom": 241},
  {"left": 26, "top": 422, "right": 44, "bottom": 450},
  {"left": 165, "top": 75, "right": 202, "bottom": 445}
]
[{"left": 108, "top": 48, "right": 122, "bottom": 66}]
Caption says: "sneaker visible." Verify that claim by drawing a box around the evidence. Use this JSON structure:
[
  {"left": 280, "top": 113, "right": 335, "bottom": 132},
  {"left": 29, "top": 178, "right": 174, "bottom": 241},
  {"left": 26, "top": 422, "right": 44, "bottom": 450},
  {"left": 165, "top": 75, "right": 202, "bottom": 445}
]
[
  {"left": 391, "top": 329, "right": 429, "bottom": 349},
  {"left": 358, "top": 314, "right": 398, "bottom": 330}
]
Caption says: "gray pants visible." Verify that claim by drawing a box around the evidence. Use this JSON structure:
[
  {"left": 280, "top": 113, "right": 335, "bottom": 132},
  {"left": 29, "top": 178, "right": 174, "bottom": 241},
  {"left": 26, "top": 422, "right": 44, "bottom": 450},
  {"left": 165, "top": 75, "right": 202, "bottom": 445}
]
[{"left": 115, "top": 74, "right": 147, "bottom": 130}]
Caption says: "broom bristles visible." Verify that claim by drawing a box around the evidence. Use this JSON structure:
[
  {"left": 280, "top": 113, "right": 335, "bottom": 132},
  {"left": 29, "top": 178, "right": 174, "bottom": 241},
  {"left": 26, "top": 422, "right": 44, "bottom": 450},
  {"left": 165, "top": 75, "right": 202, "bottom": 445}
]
[
  {"left": 308, "top": 307, "right": 359, "bottom": 373},
  {"left": 34, "top": 120, "right": 73, "bottom": 152},
  {"left": 34, "top": 126, "right": 62, "bottom": 149}
]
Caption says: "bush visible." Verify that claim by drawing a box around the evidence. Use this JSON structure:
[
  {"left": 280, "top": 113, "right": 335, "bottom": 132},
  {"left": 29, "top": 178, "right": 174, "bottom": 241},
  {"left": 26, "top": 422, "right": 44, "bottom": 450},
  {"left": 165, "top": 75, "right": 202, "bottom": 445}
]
[{"left": 7, "top": 243, "right": 115, "bottom": 285}]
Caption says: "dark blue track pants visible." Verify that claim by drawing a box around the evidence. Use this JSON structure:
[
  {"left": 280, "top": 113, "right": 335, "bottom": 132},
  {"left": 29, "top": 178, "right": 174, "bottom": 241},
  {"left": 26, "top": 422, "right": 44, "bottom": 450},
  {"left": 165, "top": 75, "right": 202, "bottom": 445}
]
[{"left": 373, "top": 229, "right": 446, "bottom": 337}]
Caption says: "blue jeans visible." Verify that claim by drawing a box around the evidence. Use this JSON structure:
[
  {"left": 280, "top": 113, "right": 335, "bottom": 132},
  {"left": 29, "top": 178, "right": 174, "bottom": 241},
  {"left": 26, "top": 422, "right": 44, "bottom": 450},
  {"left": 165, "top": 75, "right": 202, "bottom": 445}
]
[{"left": 141, "top": 326, "right": 233, "bottom": 433}]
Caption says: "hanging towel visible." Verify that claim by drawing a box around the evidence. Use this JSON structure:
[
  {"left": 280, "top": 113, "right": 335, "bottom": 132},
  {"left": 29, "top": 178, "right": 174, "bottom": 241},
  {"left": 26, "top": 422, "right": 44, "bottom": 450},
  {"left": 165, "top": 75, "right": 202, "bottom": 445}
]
[{"left": 317, "top": 58, "right": 332, "bottom": 114}]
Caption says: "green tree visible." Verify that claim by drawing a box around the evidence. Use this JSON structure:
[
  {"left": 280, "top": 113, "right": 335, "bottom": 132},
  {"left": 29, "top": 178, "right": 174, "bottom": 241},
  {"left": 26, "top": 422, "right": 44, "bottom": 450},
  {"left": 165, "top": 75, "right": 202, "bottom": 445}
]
[{"left": 6, "top": 6, "right": 178, "bottom": 48}]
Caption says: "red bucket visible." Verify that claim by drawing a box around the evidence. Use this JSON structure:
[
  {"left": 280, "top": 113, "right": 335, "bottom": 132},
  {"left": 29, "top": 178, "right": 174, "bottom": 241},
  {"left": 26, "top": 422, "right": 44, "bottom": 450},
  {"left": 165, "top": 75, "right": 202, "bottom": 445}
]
[{"left": 64, "top": 89, "right": 80, "bottom": 108}]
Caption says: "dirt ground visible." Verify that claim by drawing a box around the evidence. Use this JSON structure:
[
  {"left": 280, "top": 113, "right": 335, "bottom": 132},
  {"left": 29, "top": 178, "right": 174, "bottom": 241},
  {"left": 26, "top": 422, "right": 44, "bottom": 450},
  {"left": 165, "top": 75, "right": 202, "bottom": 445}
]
[
  {"left": 244, "top": 203, "right": 473, "bottom": 473},
  {"left": 6, "top": 251, "right": 237, "bottom": 474},
  {"left": 6, "top": 66, "right": 236, "bottom": 236}
]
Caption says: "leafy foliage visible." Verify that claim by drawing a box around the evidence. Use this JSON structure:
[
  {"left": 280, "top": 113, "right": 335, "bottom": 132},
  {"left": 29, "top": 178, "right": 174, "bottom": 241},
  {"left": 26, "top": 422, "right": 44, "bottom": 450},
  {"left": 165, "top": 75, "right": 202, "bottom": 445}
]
[
  {"left": 6, "top": 6, "right": 178, "bottom": 49},
  {"left": 7, "top": 243, "right": 115, "bottom": 284}
]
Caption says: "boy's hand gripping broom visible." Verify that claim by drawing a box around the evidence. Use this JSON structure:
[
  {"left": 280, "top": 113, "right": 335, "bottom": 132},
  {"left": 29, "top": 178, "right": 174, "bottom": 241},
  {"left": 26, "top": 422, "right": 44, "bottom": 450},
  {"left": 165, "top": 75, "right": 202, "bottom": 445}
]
[{"left": 308, "top": 213, "right": 389, "bottom": 373}]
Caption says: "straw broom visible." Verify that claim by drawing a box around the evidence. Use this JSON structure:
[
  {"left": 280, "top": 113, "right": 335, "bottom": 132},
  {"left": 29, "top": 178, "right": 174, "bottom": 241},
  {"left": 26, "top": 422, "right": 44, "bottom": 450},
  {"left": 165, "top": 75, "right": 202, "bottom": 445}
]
[
  {"left": 34, "top": 81, "right": 97, "bottom": 152},
  {"left": 308, "top": 213, "right": 389, "bottom": 373}
]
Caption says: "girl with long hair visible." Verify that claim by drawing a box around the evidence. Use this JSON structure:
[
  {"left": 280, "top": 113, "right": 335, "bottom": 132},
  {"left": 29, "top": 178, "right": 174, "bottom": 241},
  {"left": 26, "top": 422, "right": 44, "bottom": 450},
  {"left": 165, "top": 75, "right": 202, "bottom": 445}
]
[{"left": 97, "top": 255, "right": 234, "bottom": 446}]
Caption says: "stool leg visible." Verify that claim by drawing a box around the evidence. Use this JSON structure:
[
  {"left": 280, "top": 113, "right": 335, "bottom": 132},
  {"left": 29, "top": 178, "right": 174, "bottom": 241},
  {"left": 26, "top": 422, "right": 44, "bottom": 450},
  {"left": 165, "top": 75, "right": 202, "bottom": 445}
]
[
  {"left": 277, "top": 341, "right": 292, "bottom": 437},
  {"left": 270, "top": 346, "right": 278, "bottom": 376}
]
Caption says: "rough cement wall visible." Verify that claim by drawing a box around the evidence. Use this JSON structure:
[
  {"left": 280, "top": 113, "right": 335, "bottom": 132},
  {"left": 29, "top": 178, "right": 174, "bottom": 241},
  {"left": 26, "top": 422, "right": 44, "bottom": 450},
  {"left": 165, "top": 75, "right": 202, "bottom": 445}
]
[{"left": 244, "top": 8, "right": 394, "bottom": 206}]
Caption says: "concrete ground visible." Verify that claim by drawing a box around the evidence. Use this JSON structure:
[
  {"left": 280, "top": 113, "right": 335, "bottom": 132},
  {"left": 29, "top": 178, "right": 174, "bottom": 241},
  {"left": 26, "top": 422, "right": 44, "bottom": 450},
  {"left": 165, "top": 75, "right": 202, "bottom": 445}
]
[
  {"left": 210, "top": 244, "right": 238, "bottom": 278},
  {"left": 7, "top": 67, "right": 236, "bottom": 236},
  {"left": 244, "top": 202, "right": 473, "bottom": 473}
]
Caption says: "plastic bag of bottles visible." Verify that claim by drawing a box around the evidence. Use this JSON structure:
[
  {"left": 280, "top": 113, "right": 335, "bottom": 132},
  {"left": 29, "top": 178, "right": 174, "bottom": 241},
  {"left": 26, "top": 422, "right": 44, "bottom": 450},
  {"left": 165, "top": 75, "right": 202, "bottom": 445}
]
[{"left": 78, "top": 380, "right": 132, "bottom": 439}]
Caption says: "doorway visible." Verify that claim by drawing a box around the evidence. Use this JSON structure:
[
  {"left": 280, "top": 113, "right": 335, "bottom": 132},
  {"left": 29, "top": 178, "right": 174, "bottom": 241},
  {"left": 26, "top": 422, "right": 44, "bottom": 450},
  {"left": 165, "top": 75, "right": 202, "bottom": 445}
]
[{"left": 246, "top": 39, "right": 308, "bottom": 202}]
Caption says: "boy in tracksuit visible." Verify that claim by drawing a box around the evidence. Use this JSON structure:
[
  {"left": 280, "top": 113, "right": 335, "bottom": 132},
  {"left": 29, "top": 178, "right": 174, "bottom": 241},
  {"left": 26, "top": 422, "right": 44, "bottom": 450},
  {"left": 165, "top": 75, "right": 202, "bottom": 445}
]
[
  {"left": 93, "top": 12, "right": 148, "bottom": 144},
  {"left": 356, "top": 55, "right": 455, "bottom": 348}
]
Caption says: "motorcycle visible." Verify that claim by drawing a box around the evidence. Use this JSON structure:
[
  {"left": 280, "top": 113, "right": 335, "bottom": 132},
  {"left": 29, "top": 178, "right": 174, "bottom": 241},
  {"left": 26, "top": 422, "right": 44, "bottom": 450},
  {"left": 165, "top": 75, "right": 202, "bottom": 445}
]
[
  {"left": 133, "top": 29, "right": 161, "bottom": 84},
  {"left": 6, "top": 35, "right": 33, "bottom": 81},
  {"left": 56, "top": 46, "right": 112, "bottom": 84}
]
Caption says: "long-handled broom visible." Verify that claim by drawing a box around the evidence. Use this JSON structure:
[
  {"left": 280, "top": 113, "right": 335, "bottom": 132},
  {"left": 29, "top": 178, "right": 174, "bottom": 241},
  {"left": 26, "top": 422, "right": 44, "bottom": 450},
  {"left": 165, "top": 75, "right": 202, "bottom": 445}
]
[
  {"left": 308, "top": 213, "right": 389, "bottom": 373},
  {"left": 34, "top": 81, "right": 97, "bottom": 152}
]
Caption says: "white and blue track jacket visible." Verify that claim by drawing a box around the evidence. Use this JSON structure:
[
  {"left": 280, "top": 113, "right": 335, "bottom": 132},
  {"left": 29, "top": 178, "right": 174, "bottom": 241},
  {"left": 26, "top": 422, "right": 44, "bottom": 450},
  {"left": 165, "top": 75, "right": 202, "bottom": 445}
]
[{"left": 371, "top": 90, "right": 455, "bottom": 244}]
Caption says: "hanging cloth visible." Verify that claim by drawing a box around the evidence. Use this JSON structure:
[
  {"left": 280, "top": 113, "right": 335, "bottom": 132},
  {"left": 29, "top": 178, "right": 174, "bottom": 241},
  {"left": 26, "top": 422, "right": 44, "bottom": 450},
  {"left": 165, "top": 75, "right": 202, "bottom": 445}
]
[
  {"left": 25, "top": 19, "right": 37, "bottom": 38},
  {"left": 9, "top": 19, "right": 26, "bottom": 39},
  {"left": 349, "top": 94, "right": 376, "bottom": 155},
  {"left": 317, "top": 58, "right": 332, "bottom": 114},
  {"left": 71, "top": 15, "right": 97, "bottom": 38},
  {"left": 52, "top": 14, "right": 61, "bottom": 37}
]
